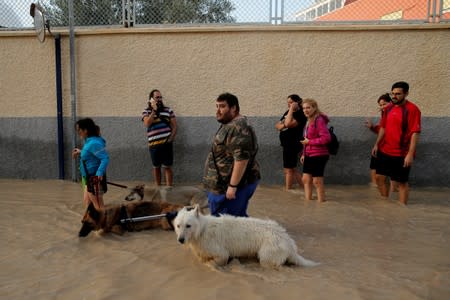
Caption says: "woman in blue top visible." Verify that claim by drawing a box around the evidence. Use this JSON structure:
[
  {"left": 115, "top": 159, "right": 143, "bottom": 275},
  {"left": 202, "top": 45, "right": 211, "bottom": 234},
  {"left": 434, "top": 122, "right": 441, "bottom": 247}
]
[{"left": 72, "top": 118, "right": 109, "bottom": 210}]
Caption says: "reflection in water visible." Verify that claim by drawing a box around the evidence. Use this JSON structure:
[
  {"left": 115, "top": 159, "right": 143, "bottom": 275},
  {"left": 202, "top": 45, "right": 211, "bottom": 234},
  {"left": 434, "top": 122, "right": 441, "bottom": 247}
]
[{"left": 0, "top": 180, "right": 448, "bottom": 300}]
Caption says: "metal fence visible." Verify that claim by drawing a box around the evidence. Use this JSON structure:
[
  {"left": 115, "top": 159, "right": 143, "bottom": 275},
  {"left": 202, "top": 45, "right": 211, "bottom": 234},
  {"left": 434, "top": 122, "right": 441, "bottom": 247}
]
[{"left": 1, "top": 0, "right": 449, "bottom": 29}]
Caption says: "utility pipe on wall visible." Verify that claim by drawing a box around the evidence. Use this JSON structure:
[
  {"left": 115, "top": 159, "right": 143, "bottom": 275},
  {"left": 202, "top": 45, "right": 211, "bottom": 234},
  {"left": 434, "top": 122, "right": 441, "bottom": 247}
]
[
  {"left": 68, "top": 0, "right": 77, "bottom": 181},
  {"left": 54, "top": 33, "right": 64, "bottom": 179}
]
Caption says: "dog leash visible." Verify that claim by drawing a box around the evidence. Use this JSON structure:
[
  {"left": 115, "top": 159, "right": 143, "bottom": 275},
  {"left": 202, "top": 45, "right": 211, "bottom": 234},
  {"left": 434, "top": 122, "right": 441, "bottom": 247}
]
[
  {"left": 120, "top": 211, "right": 177, "bottom": 223},
  {"left": 106, "top": 181, "right": 128, "bottom": 189},
  {"left": 94, "top": 176, "right": 100, "bottom": 205},
  {"left": 119, "top": 211, "right": 178, "bottom": 231}
]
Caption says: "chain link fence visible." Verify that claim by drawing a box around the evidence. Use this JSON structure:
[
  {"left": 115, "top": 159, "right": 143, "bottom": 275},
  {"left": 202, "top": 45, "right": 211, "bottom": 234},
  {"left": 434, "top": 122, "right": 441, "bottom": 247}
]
[{"left": 1, "top": 0, "right": 449, "bottom": 29}]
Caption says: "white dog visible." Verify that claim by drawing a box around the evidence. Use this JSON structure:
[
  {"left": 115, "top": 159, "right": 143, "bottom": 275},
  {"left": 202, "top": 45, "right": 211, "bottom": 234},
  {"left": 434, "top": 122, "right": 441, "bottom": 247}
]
[{"left": 173, "top": 205, "right": 319, "bottom": 269}]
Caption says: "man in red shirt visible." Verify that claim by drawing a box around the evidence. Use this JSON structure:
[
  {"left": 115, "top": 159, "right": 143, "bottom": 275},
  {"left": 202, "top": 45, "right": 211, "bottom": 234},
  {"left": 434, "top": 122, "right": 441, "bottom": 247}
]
[{"left": 371, "top": 81, "right": 421, "bottom": 205}]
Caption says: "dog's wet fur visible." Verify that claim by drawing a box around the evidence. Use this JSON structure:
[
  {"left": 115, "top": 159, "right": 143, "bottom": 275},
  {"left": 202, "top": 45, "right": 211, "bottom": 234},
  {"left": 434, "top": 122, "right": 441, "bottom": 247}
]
[
  {"left": 79, "top": 200, "right": 183, "bottom": 237},
  {"left": 173, "top": 205, "right": 320, "bottom": 269}
]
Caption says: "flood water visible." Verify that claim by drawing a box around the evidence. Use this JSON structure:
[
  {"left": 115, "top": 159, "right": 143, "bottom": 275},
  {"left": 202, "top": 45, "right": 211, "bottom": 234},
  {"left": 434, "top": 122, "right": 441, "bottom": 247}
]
[{"left": 0, "top": 179, "right": 449, "bottom": 300}]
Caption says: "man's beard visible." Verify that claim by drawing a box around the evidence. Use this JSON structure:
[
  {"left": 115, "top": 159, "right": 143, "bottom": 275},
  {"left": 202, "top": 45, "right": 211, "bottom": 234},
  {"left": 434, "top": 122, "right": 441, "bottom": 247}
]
[
  {"left": 156, "top": 102, "right": 164, "bottom": 113},
  {"left": 392, "top": 98, "right": 405, "bottom": 105},
  {"left": 217, "top": 111, "right": 233, "bottom": 124}
]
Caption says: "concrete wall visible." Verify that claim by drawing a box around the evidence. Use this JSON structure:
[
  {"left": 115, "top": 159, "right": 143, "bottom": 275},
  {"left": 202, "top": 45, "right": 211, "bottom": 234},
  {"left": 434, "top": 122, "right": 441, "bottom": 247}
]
[{"left": 1, "top": 25, "right": 449, "bottom": 186}]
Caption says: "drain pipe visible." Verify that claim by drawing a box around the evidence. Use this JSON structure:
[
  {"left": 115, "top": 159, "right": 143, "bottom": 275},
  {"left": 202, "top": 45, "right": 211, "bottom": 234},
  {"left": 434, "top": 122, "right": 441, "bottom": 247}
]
[
  {"left": 54, "top": 33, "right": 64, "bottom": 179},
  {"left": 68, "top": 0, "right": 78, "bottom": 181}
]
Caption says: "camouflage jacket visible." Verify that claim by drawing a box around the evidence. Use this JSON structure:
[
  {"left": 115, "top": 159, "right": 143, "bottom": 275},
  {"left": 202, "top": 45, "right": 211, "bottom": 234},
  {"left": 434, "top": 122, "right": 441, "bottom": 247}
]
[{"left": 203, "top": 116, "right": 261, "bottom": 194}]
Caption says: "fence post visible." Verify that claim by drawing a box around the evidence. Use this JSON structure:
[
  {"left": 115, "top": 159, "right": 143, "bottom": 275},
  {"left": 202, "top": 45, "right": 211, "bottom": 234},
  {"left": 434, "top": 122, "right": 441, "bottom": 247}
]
[{"left": 123, "top": 0, "right": 135, "bottom": 27}]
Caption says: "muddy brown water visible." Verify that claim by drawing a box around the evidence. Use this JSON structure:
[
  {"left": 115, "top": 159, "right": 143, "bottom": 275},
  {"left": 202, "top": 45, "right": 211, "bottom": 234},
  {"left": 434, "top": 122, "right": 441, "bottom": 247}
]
[{"left": 0, "top": 179, "right": 448, "bottom": 300}]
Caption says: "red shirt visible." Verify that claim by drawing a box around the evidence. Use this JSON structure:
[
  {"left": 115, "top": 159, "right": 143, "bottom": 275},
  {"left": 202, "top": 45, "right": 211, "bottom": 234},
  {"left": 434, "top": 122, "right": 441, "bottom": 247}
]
[{"left": 379, "top": 100, "right": 421, "bottom": 157}]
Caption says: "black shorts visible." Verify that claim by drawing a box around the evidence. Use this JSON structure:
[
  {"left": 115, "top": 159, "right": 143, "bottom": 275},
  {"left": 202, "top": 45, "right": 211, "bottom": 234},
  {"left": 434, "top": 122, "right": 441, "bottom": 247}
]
[
  {"left": 369, "top": 155, "right": 377, "bottom": 170},
  {"left": 282, "top": 146, "right": 301, "bottom": 169},
  {"left": 376, "top": 151, "right": 410, "bottom": 183},
  {"left": 86, "top": 174, "right": 107, "bottom": 195},
  {"left": 302, "top": 155, "right": 329, "bottom": 177},
  {"left": 149, "top": 142, "right": 173, "bottom": 167}
]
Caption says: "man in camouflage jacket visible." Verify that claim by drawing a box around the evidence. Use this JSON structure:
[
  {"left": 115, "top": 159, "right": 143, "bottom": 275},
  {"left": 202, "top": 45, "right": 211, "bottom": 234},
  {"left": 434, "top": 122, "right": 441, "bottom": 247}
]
[{"left": 203, "top": 92, "right": 261, "bottom": 217}]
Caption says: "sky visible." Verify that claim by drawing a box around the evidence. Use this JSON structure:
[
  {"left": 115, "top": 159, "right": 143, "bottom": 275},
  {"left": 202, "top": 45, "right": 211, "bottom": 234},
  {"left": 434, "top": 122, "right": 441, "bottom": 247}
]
[
  {"left": 231, "top": 0, "right": 315, "bottom": 23},
  {"left": 0, "top": 0, "right": 35, "bottom": 27}
]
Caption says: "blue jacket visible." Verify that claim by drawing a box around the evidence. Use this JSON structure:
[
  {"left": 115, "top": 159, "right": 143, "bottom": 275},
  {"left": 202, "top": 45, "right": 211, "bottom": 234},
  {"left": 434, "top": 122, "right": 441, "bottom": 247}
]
[{"left": 80, "top": 136, "right": 109, "bottom": 177}]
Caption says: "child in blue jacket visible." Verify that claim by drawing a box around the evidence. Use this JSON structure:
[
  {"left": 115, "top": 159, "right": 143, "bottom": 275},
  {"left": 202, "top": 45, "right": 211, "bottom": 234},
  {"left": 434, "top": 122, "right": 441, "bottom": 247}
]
[{"left": 72, "top": 118, "right": 109, "bottom": 210}]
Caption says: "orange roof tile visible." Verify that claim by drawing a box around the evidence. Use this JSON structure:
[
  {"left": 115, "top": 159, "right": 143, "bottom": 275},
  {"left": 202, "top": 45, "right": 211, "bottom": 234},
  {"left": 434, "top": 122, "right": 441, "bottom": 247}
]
[{"left": 317, "top": 0, "right": 434, "bottom": 21}]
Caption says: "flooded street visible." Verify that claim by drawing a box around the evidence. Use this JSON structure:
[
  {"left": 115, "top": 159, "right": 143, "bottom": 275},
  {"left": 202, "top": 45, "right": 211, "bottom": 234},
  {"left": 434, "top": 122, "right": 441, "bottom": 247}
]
[{"left": 0, "top": 179, "right": 449, "bottom": 300}]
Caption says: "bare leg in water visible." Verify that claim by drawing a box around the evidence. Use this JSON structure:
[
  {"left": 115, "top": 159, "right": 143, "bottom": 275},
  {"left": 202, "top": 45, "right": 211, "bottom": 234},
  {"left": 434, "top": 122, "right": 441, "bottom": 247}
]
[
  {"left": 376, "top": 174, "right": 389, "bottom": 198},
  {"left": 83, "top": 188, "right": 104, "bottom": 210},
  {"left": 313, "top": 177, "right": 326, "bottom": 202},
  {"left": 164, "top": 166, "right": 173, "bottom": 187},
  {"left": 302, "top": 173, "right": 314, "bottom": 200},
  {"left": 153, "top": 167, "right": 162, "bottom": 186},
  {"left": 285, "top": 168, "right": 303, "bottom": 190},
  {"left": 397, "top": 181, "right": 409, "bottom": 205}
]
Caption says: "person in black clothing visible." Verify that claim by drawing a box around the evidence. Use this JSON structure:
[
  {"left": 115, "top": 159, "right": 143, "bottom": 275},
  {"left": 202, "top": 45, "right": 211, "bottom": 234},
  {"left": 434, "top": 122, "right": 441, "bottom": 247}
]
[{"left": 275, "top": 94, "right": 307, "bottom": 191}]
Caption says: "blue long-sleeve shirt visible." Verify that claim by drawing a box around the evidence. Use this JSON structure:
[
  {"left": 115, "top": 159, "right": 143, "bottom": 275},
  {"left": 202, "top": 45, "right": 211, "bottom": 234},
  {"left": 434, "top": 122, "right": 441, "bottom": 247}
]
[{"left": 80, "top": 136, "right": 109, "bottom": 177}]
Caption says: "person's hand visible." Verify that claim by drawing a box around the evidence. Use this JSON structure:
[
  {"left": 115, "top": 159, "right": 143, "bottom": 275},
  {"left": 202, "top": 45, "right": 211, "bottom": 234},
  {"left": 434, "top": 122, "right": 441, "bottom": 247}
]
[
  {"left": 89, "top": 176, "right": 102, "bottom": 185},
  {"left": 226, "top": 186, "right": 237, "bottom": 200},
  {"left": 404, "top": 152, "right": 414, "bottom": 167},
  {"left": 149, "top": 98, "right": 158, "bottom": 111},
  {"left": 276, "top": 121, "right": 285, "bottom": 131},
  {"left": 72, "top": 148, "right": 81, "bottom": 159},
  {"left": 371, "top": 145, "right": 378, "bottom": 157},
  {"left": 365, "top": 119, "right": 373, "bottom": 129},
  {"left": 300, "top": 138, "right": 309, "bottom": 145}
]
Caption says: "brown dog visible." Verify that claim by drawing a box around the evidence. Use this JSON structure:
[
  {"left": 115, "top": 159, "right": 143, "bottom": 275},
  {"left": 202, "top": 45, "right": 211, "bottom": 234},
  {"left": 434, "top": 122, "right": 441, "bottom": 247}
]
[{"left": 79, "top": 200, "right": 183, "bottom": 237}]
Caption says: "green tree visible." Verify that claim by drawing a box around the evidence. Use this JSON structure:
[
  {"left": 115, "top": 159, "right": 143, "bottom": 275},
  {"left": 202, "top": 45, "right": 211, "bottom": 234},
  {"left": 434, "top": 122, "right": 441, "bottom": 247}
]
[
  {"left": 136, "top": 0, "right": 235, "bottom": 24},
  {"left": 41, "top": 0, "right": 123, "bottom": 26},
  {"left": 41, "top": 0, "right": 235, "bottom": 26}
]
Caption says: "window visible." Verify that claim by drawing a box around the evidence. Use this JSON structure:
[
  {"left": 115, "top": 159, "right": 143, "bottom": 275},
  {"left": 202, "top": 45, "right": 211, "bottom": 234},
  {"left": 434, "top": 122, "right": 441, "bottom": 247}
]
[
  {"left": 381, "top": 10, "right": 403, "bottom": 20},
  {"left": 330, "top": 0, "right": 336, "bottom": 12},
  {"left": 443, "top": 0, "right": 450, "bottom": 12},
  {"left": 307, "top": 9, "right": 316, "bottom": 19}
]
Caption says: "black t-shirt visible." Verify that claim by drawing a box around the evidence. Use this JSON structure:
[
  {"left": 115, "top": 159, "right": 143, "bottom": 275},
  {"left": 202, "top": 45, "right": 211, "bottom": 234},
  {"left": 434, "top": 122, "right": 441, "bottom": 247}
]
[{"left": 279, "top": 110, "right": 307, "bottom": 147}]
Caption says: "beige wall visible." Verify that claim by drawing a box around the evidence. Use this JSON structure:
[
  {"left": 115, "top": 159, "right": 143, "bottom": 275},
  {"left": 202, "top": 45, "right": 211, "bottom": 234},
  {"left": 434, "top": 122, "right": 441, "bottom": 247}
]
[
  {"left": 1, "top": 25, "right": 449, "bottom": 185},
  {"left": 1, "top": 24, "right": 449, "bottom": 119}
]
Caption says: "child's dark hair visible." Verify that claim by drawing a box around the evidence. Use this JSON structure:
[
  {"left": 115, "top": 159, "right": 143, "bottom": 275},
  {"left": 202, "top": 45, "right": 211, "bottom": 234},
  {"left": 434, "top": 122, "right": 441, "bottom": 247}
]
[
  {"left": 288, "top": 94, "right": 302, "bottom": 103},
  {"left": 377, "top": 93, "right": 392, "bottom": 103},
  {"left": 76, "top": 118, "right": 100, "bottom": 137}
]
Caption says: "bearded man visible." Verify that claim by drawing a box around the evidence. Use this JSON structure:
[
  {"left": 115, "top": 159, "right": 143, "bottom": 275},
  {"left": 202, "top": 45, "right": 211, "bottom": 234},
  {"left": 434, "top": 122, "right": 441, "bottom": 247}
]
[
  {"left": 371, "top": 81, "right": 421, "bottom": 205},
  {"left": 203, "top": 92, "right": 261, "bottom": 217}
]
